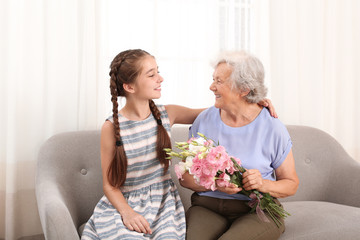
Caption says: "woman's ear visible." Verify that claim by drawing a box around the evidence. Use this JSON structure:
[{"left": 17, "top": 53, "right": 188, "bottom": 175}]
[
  {"left": 240, "top": 88, "right": 250, "bottom": 97},
  {"left": 123, "top": 83, "right": 135, "bottom": 94}
]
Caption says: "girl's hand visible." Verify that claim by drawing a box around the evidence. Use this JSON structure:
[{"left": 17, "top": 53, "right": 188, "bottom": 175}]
[
  {"left": 258, "top": 98, "right": 278, "bottom": 118},
  {"left": 216, "top": 183, "right": 242, "bottom": 195},
  {"left": 121, "top": 209, "right": 152, "bottom": 235},
  {"left": 242, "top": 169, "right": 265, "bottom": 192}
]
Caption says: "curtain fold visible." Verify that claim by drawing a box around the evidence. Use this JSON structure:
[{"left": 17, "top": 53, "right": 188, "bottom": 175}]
[
  {"left": 266, "top": 0, "right": 360, "bottom": 160},
  {"left": 0, "top": 0, "right": 106, "bottom": 239}
]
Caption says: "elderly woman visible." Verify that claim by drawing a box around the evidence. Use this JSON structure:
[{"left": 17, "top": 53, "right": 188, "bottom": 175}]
[{"left": 180, "top": 50, "right": 299, "bottom": 240}]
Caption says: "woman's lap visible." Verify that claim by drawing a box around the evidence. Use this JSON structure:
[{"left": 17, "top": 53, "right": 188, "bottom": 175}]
[
  {"left": 186, "top": 193, "right": 285, "bottom": 240},
  {"left": 218, "top": 212, "right": 285, "bottom": 240}
]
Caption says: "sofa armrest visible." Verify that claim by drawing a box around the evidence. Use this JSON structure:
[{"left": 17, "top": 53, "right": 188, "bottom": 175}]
[
  {"left": 36, "top": 181, "right": 80, "bottom": 240},
  {"left": 326, "top": 156, "right": 360, "bottom": 208}
]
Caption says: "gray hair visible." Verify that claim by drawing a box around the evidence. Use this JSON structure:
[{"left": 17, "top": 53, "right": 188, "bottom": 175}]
[{"left": 212, "top": 50, "right": 267, "bottom": 103}]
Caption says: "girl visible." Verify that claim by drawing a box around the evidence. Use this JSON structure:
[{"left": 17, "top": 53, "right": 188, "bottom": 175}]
[{"left": 81, "top": 49, "right": 203, "bottom": 240}]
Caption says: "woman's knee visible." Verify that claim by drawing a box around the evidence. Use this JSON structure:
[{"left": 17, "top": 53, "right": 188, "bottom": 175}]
[
  {"left": 186, "top": 206, "right": 228, "bottom": 240},
  {"left": 218, "top": 214, "right": 285, "bottom": 240}
]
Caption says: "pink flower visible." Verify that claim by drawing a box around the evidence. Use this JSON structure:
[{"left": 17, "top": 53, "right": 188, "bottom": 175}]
[
  {"left": 216, "top": 172, "right": 231, "bottom": 188},
  {"left": 205, "top": 146, "right": 231, "bottom": 172},
  {"left": 201, "top": 161, "right": 217, "bottom": 177},
  {"left": 198, "top": 175, "right": 216, "bottom": 191},
  {"left": 172, "top": 135, "right": 241, "bottom": 191},
  {"left": 174, "top": 162, "right": 186, "bottom": 180},
  {"left": 189, "top": 156, "right": 203, "bottom": 178}
]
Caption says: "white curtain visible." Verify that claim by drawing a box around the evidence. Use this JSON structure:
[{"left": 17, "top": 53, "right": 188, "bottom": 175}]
[
  {"left": 265, "top": 0, "right": 360, "bottom": 161},
  {"left": 0, "top": 0, "right": 108, "bottom": 239}
]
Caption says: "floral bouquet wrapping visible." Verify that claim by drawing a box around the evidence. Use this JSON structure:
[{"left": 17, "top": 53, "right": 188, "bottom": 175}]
[{"left": 164, "top": 133, "right": 290, "bottom": 227}]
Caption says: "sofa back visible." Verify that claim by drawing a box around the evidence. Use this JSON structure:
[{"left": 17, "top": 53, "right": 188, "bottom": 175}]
[{"left": 283, "top": 125, "right": 355, "bottom": 203}]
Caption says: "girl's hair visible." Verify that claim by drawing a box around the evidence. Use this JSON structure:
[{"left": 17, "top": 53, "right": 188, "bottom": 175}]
[
  {"left": 211, "top": 50, "right": 267, "bottom": 103},
  {"left": 107, "top": 49, "right": 171, "bottom": 188}
]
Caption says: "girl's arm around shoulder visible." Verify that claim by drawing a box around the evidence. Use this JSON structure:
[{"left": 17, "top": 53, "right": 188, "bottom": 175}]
[
  {"left": 165, "top": 105, "right": 207, "bottom": 126},
  {"left": 100, "top": 121, "right": 152, "bottom": 234}
]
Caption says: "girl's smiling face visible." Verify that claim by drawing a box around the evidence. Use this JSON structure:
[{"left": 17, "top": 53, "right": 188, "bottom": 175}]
[{"left": 131, "top": 55, "right": 164, "bottom": 100}]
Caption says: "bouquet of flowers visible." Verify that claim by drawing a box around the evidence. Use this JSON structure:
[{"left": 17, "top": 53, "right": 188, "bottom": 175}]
[{"left": 164, "top": 133, "right": 290, "bottom": 227}]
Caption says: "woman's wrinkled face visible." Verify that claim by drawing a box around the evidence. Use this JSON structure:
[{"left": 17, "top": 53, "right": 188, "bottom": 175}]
[{"left": 209, "top": 63, "right": 239, "bottom": 109}]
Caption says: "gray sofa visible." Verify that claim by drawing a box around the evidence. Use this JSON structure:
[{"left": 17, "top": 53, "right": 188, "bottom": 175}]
[{"left": 36, "top": 125, "right": 360, "bottom": 240}]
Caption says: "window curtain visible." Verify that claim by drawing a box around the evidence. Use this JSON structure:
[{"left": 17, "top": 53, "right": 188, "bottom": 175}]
[
  {"left": 264, "top": 0, "right": 360, "bottom": 161},
  {"left": 0, "top": 0, "right": 107, "bottom": 239}
]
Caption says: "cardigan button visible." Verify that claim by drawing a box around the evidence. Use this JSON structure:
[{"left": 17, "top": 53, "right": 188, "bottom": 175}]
[
  {"left": 305, "top": 158, "right": 311, "bottom": 164},
  {"left": 80, "top": 169, "right": 88, "bottom": 175}
]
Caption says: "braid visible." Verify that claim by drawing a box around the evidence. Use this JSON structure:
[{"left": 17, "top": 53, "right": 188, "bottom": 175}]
[
  {"left": 149, "top": 99, "right": 162, "bottom": 120},
  {"left": 110, "top": 73, "right": 120, "bottom": 141},
  {"left": 149, "top": 100, "right": 172, "bottom": 173},
  {"left": 107, "top": 71, "right": 127, "bottom": 188}
]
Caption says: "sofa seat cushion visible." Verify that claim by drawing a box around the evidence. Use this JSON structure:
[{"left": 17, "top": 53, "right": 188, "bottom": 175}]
[{"left": 279, "top": 201, "right": 360, "bottom": 240}]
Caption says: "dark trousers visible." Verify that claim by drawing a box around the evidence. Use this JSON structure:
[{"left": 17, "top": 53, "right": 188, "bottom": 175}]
[{"left": 186, "top": 193, "right": 285, "bottom": 240}]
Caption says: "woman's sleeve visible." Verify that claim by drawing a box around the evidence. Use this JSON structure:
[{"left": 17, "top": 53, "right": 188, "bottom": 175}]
[{"left": 271, "top": 123, "right": 293, "bottom": 169}]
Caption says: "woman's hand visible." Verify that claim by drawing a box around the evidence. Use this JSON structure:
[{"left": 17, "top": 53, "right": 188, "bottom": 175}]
[
  {"left": 121, "top": 208, "right": 152, "bottom": 235},
  {"left": 258, "top": 98, "right": 278, "bottom": 118},
  {"left": 216, "top": 183, "right": 242, "bottom": 195},
  {"left": 241, "top": 169, "right": 265, "bottom": 192}
]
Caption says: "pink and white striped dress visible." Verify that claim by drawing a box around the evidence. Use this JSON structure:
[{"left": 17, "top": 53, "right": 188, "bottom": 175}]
[{"left": 81, "top": 105, "right": 186, "bottom": 240}]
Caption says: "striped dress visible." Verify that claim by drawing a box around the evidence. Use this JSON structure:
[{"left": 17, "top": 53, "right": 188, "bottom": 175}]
[{"left": 81, "top": 105, "right": 186, "bottom": 240}]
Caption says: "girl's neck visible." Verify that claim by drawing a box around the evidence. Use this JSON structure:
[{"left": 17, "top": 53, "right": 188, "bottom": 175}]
[
  {"left": 220, "top": 101, "right": 262, "bottom": 127},
  {"left": 120, "top": 99, "right": 151, "bottom": 121}
]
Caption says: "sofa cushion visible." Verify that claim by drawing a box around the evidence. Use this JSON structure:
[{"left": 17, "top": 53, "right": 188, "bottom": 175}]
[{"left": 279, "top": 201, "right": 360, "bottom": 240}]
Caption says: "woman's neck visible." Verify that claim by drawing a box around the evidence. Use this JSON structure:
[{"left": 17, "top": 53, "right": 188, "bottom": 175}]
[
  {"left": 120, "top": 99, "right": 151, "bottom": 121},
  {"left": 220, "top": 102, "right": 263, "bottom": 127}
]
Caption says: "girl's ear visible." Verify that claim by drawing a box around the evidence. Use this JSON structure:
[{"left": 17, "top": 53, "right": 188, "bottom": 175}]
[{"left": 123, "top": 83, "right": 135, "bottom": 94}]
